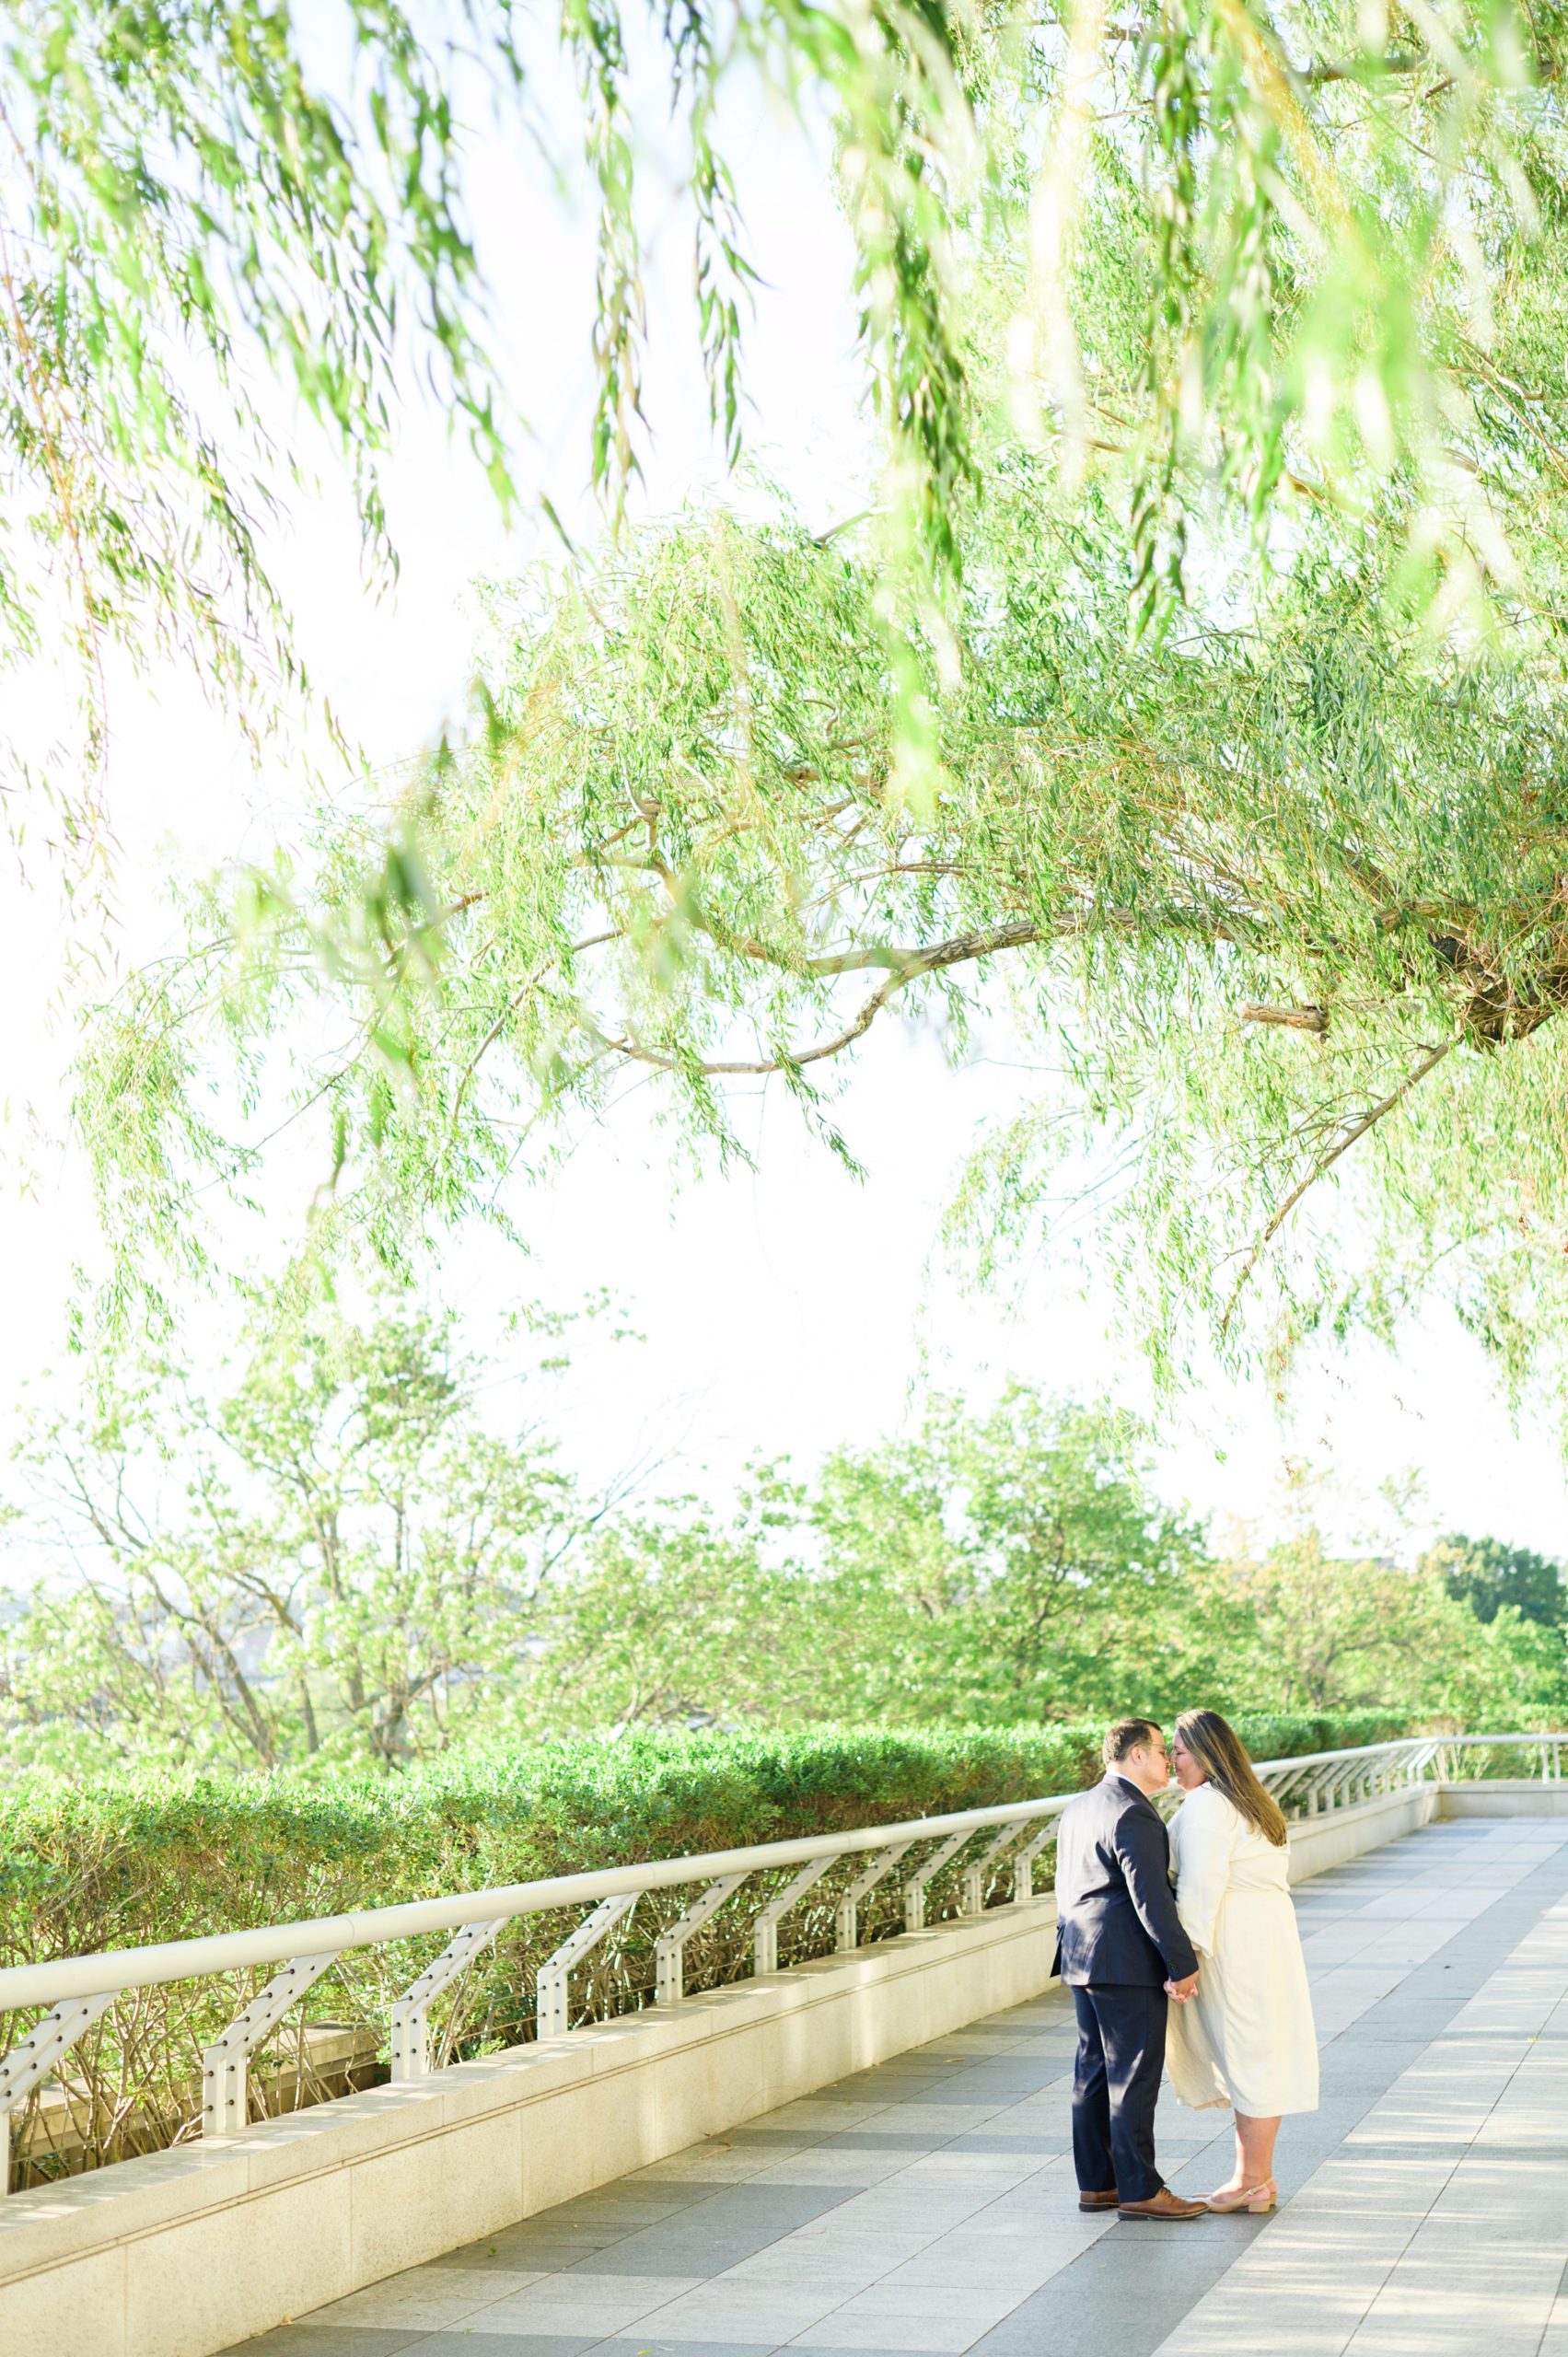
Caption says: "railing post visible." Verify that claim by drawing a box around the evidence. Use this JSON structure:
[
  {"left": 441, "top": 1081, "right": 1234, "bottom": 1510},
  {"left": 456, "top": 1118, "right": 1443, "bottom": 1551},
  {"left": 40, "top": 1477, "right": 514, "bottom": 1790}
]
[
  {"left": 655, "top": 1874, "right": 748, "bottom": 2004},
  {"left": 390, "top": 1918, "right": 509, "bottom": 2081},
  {"left": 1264, "top": 1762, "right": 1307, "bottom": 1817},
  {"left": 902, "top": 1828, "right": 975, "bottom": 1933},
  {"left": 1012, "top": 1818, "right": 1060, "bottom": 1905},
  {"left": 202, "top": 1952, "right": 342, "bottom": 2136},
  {"left": 835, "top": 1842, "right": 914, "bottom": 1954},
  {"left": 0, "top": 1993, "right": 114, "bottom": 2195},
  {"left": 962, "top": 1819, "right": 1030, "bottom": 1918},
  {"left": 753, "top": 1857, "right": 834, "bottom": 1976},
  {"left": 537, "top": 1893, "right": 642, "bottom": 2040}
]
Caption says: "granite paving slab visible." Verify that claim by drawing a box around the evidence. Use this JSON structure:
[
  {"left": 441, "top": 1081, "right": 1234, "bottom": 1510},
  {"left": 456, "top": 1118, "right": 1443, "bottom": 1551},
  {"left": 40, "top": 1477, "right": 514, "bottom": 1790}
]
[{"left": 222, "top": 1818, "right": 1568, "bottom": 2357}]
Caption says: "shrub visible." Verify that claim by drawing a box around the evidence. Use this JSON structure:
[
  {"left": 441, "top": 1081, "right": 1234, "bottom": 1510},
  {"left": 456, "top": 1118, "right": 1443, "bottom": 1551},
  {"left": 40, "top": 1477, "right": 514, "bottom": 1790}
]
[{"left": 0, "top": 1713, "right": 1414, "bottom": 2185}]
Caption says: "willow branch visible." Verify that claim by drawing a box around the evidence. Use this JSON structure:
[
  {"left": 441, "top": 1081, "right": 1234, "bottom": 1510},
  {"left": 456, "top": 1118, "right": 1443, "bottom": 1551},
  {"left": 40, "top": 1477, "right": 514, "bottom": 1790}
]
[
  {"left": 596, "top": 917, "right": 1046, "bottom": 1077},
  {"left": 1242, "top": 1003, "right": 1329, "bottom": 1034},
  {"left": 1222, "top": 1032, "right": 1464, "bottom": 1333}
]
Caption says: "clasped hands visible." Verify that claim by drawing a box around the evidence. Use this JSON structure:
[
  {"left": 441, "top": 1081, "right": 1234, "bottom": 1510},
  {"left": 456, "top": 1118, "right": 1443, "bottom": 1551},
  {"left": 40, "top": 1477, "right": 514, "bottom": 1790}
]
[{"left": 1164, "top": 1971, "right": 1200, "bottom": 2003}]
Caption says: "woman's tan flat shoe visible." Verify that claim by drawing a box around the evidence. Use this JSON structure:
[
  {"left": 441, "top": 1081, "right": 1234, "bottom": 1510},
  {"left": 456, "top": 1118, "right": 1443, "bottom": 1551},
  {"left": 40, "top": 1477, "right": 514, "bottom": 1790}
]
[{"left": 1205, "top": 2179, "right": 1276, "bottom": 2214}]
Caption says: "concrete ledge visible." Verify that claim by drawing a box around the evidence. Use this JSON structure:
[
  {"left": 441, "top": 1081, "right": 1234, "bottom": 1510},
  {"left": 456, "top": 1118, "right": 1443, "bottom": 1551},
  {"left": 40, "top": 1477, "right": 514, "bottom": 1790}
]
[
  {"left": 1436, "top": 1779, "right": 1568, "bottom": 1817},
  {"left": 0, "top": 1779, "right": 1451, "bottom": 2357},
  {"left": 1285, "top": 1782, "right": 1439, "bottom": 1876}
]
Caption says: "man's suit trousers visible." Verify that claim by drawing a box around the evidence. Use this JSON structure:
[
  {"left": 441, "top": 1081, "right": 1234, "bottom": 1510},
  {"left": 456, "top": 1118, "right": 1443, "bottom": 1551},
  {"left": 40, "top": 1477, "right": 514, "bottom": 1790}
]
[{"left": 1070, "top": 1982, "right": 1167, "bottom": 2203}]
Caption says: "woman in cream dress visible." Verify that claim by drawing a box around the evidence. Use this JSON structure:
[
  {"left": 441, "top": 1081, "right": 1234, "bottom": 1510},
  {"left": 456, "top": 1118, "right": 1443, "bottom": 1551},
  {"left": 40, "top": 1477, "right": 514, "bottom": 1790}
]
[{"left": 1165, "top": 1708, "right": 1318, "bottom": 2213}]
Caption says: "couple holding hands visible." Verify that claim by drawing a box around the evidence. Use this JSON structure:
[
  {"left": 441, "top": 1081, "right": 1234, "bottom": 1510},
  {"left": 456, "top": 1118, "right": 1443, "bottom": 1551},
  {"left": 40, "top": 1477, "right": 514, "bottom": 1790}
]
[{"left": 1053, "top": 1710, "right": 1318, "bottom": 2222}]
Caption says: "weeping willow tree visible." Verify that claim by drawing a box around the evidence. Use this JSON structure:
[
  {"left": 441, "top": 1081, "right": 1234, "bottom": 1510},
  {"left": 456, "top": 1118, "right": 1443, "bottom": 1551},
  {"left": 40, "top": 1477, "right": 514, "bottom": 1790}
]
[{"left": 68, "top": 0, "right": 1568, "bottom": 1411}]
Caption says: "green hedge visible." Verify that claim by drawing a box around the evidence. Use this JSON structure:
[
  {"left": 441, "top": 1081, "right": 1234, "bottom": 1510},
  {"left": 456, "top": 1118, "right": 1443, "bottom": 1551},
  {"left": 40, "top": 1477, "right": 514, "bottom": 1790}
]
[
  {"left": 0, "top": 1713, "right": 1421, "bottom": 2183},
  {"left": 0, "top": 1713, "right": 1413, "bottom": 1969}
]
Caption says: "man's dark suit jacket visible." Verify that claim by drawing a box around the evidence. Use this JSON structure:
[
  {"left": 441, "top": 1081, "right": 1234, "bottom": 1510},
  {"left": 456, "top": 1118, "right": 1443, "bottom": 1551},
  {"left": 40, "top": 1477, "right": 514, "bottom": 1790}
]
[{"left": 1052, "top": 1772, "right": 1200, "bottom": 1988}]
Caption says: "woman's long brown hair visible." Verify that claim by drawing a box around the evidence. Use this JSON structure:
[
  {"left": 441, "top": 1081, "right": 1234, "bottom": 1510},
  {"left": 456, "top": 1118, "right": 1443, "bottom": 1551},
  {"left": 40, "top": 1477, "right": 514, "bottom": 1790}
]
[{"left": 1175, "top": 1708, "right": 1289, "bottom": 1848}]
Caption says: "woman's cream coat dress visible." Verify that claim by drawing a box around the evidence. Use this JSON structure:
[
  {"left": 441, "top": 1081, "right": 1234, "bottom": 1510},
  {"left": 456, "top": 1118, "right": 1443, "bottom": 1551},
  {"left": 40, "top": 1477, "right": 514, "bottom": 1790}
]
[{"left": 1165, "top": 1782, "right": 1319, "bottom": 2118}]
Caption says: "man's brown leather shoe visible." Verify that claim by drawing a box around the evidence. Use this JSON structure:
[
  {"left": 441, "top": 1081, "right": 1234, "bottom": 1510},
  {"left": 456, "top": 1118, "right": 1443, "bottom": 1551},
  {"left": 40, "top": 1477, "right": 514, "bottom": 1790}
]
[
  {"left": 1118, "top": 2187, "right": 1208, "bottom": 2221},
  {"left": 1078, "top": 2189, "right": 1120, "bottom": 2211}
]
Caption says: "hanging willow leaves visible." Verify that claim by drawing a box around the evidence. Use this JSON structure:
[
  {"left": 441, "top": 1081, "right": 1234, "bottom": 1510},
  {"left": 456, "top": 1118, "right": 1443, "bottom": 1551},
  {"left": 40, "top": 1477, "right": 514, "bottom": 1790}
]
[
  {"left": 57, "top": 0, "right": 1568, "bottom": 1411},
  {"left": 0, "top": 0, "right": 980, "bottom": 908},
  {"left": 3, "top": 0, "right": 1551, "bottom": 901}
]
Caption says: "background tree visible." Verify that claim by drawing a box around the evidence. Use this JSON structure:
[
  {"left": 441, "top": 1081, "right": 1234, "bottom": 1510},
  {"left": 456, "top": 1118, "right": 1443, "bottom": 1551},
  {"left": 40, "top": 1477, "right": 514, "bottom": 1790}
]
[
  {"left": 521, "top": 1401, "right": 1224, "bottom": 1732},
  {"left": 520, "top": 1513, "right": 824, "bottom": 1733},
  {"left": 1, "top": 1305, "right": 579, "bottom": 1772},
  {"left": 1424, "top": 1534, "right": 1566, "bottom": 1631},
  {"left": 7, "top": 1333, "right": 1562, "bottom": 1770},
  {"left": 517, "top": 1393, "right": 1239, "bottom": 1729},
  {"left": 799, "top": 1391, "right": 1231, "bottom": 1722},
  {"left": 1214, "top": 1529, "right": 1565, "bottom": 1720}
]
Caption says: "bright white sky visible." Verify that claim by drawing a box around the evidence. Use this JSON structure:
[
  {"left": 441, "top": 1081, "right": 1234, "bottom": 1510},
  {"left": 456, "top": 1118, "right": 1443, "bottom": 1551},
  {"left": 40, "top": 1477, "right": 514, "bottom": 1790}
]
[{"left": 3, "top": 51, "right": 1565, "bottom": 1574}]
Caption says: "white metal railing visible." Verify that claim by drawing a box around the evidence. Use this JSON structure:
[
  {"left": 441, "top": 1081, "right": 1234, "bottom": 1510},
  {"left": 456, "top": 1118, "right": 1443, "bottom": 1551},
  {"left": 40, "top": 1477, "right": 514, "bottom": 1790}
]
[{"left": 1, "top": 1730, "right": 1560, "bottom": 2192}]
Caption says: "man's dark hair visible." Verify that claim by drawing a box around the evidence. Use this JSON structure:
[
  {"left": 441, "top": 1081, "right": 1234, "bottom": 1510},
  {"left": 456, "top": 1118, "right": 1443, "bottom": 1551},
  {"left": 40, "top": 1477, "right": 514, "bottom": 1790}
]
[{"left": 1102, "top": 1717, "right": 1161, "bottom": 1768}]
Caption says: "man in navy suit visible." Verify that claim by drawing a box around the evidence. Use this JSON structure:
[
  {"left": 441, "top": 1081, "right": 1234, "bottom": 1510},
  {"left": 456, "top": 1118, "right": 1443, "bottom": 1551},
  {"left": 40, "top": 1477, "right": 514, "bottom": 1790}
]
[{"left": 1053, "top": 1717, "right": 1208, "bottom": 2222}]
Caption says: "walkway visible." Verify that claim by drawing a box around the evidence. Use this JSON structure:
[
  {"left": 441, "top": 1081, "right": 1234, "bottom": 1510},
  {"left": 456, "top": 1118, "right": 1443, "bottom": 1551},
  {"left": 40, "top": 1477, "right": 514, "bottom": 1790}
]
[{"left": 231, "top": 1817, "right": 1568, "bottom": 2357}]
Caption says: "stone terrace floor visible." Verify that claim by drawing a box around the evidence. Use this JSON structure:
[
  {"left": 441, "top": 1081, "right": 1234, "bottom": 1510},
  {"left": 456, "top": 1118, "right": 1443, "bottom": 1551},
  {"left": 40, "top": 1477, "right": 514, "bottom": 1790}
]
[{"left": 228, "top": 1817, "right": 1568, "bottom": 2357}]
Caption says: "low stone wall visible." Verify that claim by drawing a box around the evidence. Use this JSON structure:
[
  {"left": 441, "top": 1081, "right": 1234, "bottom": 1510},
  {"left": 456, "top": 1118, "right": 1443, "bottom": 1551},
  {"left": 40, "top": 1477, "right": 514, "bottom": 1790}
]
[
  {"left": 1437, "top": 1779, "right": 1568, "bottom": 1818},
  {"left": 17, "top": 2020, "right": 381, "bottom": 2180},
  {"left": 1286, "top": 1780, "right": 1439, "bottom": 1875},
  {"left": 0, "top": 1775, "right": 1455, "bottom": 2357}
]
